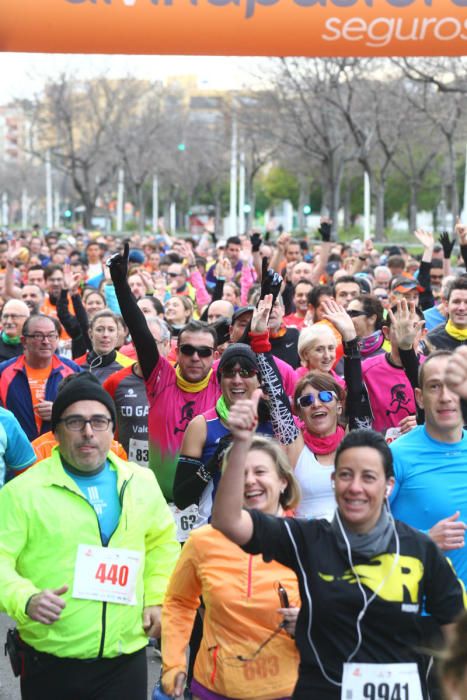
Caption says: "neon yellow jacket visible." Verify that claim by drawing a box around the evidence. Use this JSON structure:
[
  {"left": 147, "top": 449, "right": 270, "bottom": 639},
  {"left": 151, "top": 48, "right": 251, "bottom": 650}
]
[{"left": 0, "top": 447, "right": 180, "bottom": 658}]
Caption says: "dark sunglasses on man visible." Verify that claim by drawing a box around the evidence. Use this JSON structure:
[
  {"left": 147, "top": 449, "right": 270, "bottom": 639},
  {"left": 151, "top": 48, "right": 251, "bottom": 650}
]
[{"left": 179, "top": 344, "right": 214, "bottom": 358}]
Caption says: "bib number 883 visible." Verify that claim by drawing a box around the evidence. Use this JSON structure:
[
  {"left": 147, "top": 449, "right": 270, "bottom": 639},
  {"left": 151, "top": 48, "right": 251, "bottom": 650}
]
[{"left": 363, "top": 683, "right": 409, "bottom": 700}]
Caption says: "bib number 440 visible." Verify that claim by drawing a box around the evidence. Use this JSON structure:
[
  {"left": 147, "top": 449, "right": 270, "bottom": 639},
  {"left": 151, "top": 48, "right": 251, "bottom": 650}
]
[{"left": 95, "top": 562, "right": 129, "bottom": 587}]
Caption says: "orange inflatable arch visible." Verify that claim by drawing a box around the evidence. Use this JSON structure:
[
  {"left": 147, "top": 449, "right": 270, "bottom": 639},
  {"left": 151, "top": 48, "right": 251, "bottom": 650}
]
[{"left": 0, "top": 0, "right": 466, "bottom": 56}]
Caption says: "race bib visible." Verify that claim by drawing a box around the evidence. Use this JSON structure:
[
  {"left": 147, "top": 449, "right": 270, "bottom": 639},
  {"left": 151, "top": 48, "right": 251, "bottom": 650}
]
[
  {"left": 342, "top": 663, "right": 423, "bottom": 700},
  {"left": 128, "top": 438, "right": 149, "bottom": 466},
  {"left": 168, "top": 503, "right": 198, "bottom": 542},
  {"left": 385, "top": 427, "right": 402, "bottom": 445},
  {"left": 72, "top": 545, "right": 142, "bottom": 605}
]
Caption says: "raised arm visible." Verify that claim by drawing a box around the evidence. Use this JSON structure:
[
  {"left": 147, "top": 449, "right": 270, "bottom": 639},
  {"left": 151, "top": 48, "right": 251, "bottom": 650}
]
[
  {"left": 211, "top": 393, "right": 262, "bottom": 545},
  {"left": 107, "top": 243, "right": 159, "bottom": 381},
  {"left": 310, "top": 218, "right": 333, "bottom": 285},
  {"left": 249, "top": 295, "right": 303, "bottom": 466},
  {"left": 321, "top": 298, "right": 372, "bottom": 430}
]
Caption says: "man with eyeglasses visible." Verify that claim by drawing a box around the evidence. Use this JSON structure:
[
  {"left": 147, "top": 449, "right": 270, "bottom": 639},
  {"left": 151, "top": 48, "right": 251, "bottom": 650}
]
[
  {"left": 0, "top": 371, "right": 179, "bottom": 700},
  {"left": 0, "top": 314, "right": 81, "bottom": 441},
  {"left": 0, "top": 299, "right": 30, "bottom": 361},
  {"left": 108, "top": 244, "right": 221, "bottom": 542}
]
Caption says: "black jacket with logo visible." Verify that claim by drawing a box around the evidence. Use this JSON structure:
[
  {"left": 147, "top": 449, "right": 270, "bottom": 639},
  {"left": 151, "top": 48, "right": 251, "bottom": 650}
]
[{"left": 244, "top": 512, "right": 465, "bottom": 699}]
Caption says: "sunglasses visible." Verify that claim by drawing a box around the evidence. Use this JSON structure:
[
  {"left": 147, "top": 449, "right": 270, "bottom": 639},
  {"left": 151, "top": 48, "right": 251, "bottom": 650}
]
[
  {"left": 167, "top": 272, "right": 179, "bottom": 278},
  {"left": 221, "top": 367, "right": 258, "bottom": 379},
  {"left": 179, "top": 344, "right": 214, "bottom": 358},
  {"left": 297, "top": 390, "right": 336, "bottom": 408},
  {"left": 347, "top": 309, "right": 367, "bottom": 318}
]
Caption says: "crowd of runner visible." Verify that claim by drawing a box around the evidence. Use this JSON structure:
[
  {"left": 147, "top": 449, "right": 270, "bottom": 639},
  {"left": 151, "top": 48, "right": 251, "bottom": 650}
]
[{"left": 0, "top": 219, "right": 467, "bottom": 699}]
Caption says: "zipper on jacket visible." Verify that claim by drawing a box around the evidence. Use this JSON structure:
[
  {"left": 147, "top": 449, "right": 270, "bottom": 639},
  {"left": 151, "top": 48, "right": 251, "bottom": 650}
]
[
  {"left": 209, "top": 645, "right": 219, "bottom": 685},
  {"left": 60, "top": 475, "right": 132, "bottom": 659}
]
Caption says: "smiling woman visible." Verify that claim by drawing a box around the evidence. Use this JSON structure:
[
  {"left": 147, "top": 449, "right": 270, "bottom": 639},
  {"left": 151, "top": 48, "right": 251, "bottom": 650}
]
[
  {"left": 161, "top": 435, "right": 301, "bottom": 700},
  {"left": 173, "top": 342, "right": 273, "bottom": 525},
  {"left": 212, "top": 412, "right": 467, "bottom": 700}
]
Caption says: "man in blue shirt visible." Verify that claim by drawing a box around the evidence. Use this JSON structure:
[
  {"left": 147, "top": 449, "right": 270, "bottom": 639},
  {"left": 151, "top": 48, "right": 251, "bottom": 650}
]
[
  {"left": 0, "top": 407, "right": 35, "bottom": 485},
  {"left": 390, "top": 349, "right": 467, "bottom": 585}
]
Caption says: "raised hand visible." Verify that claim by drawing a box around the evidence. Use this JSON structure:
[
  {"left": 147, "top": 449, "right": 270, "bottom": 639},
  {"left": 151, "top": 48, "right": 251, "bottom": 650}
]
[
  {"left": 106, "top": 242, "right": 129, "bottom": 285},
  {"left": 455, "top": 216, "right": 467, "bottom": 247},
  {"left": 250, "top": 232, "right": 262, "bottom": 253},
  {"left": 414, "top": 228, "right": 434, "bottom": 250},
  {"left": 318, "top": 217, "right": 332, "bottom": 242},
  {"left": 439, "top": 231, "right": 455, "bottom": 259},
  {"left": 227, "top": 389, "right": 262, "bottom": 442},
  {"left": 387, "top": 299, "right": 424, "bottom": 351},
  {"left": 63, "top": 263, "right": 81, "bottom": 294},
  {"left": 321, "top": 298, "right": 356, "bottom": 342},
  {"left": 445, "top": 346, "right": 467, "bottom": 399},
  {"left": 251, "top": 294, "right": 273, "bottom": 334}
]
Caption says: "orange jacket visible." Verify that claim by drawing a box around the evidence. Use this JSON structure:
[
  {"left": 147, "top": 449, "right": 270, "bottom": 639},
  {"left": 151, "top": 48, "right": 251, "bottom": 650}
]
[
  {"left": 162, "top": 525, "right": 299, "bottom": 699},
  {"left": 32, "top": 431, "right": 128, "bottom": 463}
]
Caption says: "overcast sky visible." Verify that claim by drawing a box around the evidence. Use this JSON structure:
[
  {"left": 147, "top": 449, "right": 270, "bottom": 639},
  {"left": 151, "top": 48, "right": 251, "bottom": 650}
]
[{"left": 0, "top": 53, "right": 270, "bottom": 103}]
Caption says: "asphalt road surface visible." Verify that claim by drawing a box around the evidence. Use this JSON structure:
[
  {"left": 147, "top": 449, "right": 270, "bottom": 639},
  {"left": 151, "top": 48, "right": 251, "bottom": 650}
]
[{"left": 0, "top": 613, "right": 161, "bottom": 699}]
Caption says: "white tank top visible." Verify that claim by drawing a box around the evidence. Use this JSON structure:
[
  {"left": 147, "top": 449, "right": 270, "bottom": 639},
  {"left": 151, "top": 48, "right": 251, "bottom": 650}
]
[{"left": 295, "top": 445, "right": 335, "bottom": 521}]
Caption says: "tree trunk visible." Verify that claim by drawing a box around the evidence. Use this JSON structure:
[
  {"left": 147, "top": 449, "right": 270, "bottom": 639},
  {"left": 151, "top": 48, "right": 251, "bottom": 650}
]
[
  {"left": 342, "top": 178, "right": 352, "bottom": 231},
  {"left": 409, "top": 184, "right": 418, "bottom": 233},
  {"left": 215, "top": 196, "right": 222, "bottom": 239},
  {"left": 374, "top": 180, "right": 385, "bottom": 242},
  {"left": 298, "top": 175, "right": 309, "bottom": 231},
  {"left": 447, "top": 138, "right": 459, "bottom": 223},
  {"left": 137, "top": 183, "right": 145, "bottom": 234}
]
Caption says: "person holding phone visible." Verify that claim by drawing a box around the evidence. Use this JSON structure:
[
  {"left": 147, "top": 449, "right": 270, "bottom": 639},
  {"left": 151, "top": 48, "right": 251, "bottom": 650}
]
[{"left": 160, "top": 435, "right": 301, "bottom": 700}]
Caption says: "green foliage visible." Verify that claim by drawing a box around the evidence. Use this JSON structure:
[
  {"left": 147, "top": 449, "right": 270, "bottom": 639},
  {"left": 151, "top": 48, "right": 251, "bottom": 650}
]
[{"left": 255, "top": 167, "right": 299, "bottom": 211}]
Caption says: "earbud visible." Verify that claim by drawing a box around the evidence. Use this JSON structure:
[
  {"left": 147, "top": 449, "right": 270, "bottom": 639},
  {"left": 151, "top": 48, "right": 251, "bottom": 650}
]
[
  {"left": 331, "top": 482, "right": 335, "bottom": 490},
  {"left": 385, "top": 487, "right": 390, "bottom": 497}
]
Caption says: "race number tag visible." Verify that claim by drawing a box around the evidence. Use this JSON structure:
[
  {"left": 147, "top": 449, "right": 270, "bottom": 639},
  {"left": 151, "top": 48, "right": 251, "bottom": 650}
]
[
  {"left": 385, "top": 427, "right": 402, "bottom": 445},
  {"left": 72, "top": 545, "right": 142, "bottom": 605},
  {"left": 168, "top": 503, "right": 198, "bottom": 542},
  {"left": 128, "top": 438, "right": 149, "bottom": 466},
  {"left": 342, "top": 663, "right": 423, "bottom": 700}
]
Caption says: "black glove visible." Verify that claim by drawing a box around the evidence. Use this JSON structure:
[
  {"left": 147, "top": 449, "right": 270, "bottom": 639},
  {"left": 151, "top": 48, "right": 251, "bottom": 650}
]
[
  {"left": 260, "top": 263, "right": 283, "bottom": 306},
  {"left": 209, "top": 230, "right": 218, "bottom": 244},
  {"left": 211, "top": 317, "right": 231, "bottom": 346},
  {"left": 439, "top": 231, "right": 455, "bottom": 259},
  {"left": 318, "top": 221, "right": 331, "bottom": 242},
  {"left": 250, "top": 232, "right": 262, "bottom": 253},
  {"left": 106, "top": 242, "right": 129, "bottom": 285},
  {"left": 260, "top": 257, "right": 274, "bottom": 298}
]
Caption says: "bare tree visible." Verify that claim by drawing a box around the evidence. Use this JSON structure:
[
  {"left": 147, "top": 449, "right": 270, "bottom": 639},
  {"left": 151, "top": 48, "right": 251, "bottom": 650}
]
[
  {"left": 265, "top": 58, "right": 357, "bottom": 233},
  {"left": 22, "top": 75, "right": 125, "bottom": 228}
]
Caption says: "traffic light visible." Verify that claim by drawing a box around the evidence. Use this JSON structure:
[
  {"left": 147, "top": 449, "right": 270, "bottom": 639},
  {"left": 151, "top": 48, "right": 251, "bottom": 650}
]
[
  {"left": 243, "top": 204, "right": 251, "bottom": 214},
  {"left": 64, "top": 209, "right": 72, "bottom": 220},
  {"left": 303, "top": 205, "right": 312, "bottom": 215},
  {"left": 177, "top": 143, "right": 186, "bottom": 152}
]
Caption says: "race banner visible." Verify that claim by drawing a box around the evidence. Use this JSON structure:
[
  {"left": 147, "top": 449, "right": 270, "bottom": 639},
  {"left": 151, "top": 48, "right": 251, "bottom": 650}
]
[{"left": 0, "top": 0, "right": 466, "bottom": 56}]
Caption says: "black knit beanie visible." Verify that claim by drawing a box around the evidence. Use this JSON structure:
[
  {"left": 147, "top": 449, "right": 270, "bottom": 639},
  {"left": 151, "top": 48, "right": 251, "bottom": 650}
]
[{"left": 51, "top": 371, "right": 116, "bottom": 431}]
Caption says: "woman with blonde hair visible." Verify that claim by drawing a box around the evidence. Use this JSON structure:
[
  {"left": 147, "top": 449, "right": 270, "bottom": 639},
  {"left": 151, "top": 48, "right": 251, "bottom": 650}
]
[
  {"left": 297, "top": 324, "right": 344, "bottom": 387},
  {"left": 160, "top": 434, "right": 301, "bottom": 700}
]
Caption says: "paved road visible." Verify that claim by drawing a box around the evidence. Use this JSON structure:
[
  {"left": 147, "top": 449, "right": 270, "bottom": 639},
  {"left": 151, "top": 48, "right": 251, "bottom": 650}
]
[{"left": 0, "top": 614, "right": 161, "bottom": 699}]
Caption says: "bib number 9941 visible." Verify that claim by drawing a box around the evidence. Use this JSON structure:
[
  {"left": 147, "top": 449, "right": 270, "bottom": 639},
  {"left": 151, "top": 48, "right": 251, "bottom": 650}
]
[
  {"left": 363, "top": 682, "right": 409, "bottom": 700},
  {"left": 342, "top": 663, "right": 422, "bottom": 700}
]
